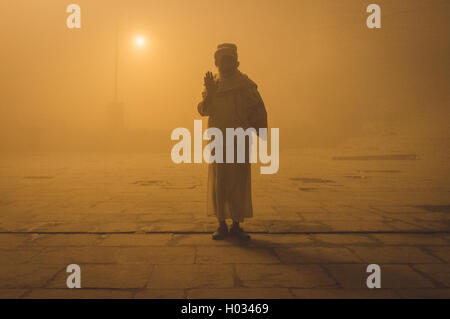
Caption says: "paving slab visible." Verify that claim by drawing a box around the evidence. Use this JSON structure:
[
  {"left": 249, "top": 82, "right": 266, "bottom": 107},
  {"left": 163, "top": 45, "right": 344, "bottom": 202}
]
[
  {"left": 170, "top": 234, "right": 237, "bottom": 246},
  {"left": 116, "top": 247, "right": 195, "bottom": 264},
  {"left": 97, "top": 234, "right": 173, "bottom": 246},
  {"left": 324, "top": 264, "right": 435, "bottom": 289},
  {"left": 30, "top": 246, "right": 119, "bottom": 264},
  {"left": 47, "top": 264, "right": 152, "bottom": 289},
  {"left": 412, "top": 264, "right": 450, "bottom": 287},
  {"left": 274, "top": 247, "right": 363, "bottom": 264},
  {"left": 235, "top": 264, "right": 337, "bottom": 289},
  {"left": 0, "top": 234, "right": 30, "bottom": 249},
  {"left": 0, "top": 248, "right": 43, "bottom": 265},
  {"left": 196, "top": 246, "right": 280, "bottom": 264},
  {"left": 0, "top": 289, "right": 28, "bottom": 298},
  {"left": 24, "top": 288, "right": 134, "bottom": 299},
  {"left": 30, "top": 234, "right": 102, "bottom": 247},
  {"left": 249, "top": 234, "right": 315, "bottom": 246},
  {"left": 395, "top": 289, "right": 450, "bottom": 299},
  {"left": 371, "top": 234, "right": 449, "bottom": 246},
  {"left": 291, "top": 288, "right": 401, "bottom": 299},
  {"left": 187, "top": 288, "right": 293, "bottom": 299},
  {"left": 349, "top": 246, "right": 442, "bottom": 264},
  {"left": 426, "top": 246, "right": 450, "bottom": 263},
  {"left": 0, "top": 264, "right": 63, "bottom": 288},
  {"left": 134, "top": 289, "right": 186, "bottom": 299},
  {"left": 265, "top": 221, "right": 332, "bottom": 233},
  {"left": 310, "top": 234, "right": 377, "bottom": 245},
  {"left": 147, "top": 264, "right": 234, "bottom": 289},
  {"left": 319, "top": 220, "right": 399, "bottom": 232}
]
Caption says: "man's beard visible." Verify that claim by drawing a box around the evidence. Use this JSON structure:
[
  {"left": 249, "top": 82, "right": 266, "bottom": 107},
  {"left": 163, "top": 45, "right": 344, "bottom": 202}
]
[{"left": 219, "top": 67, "right": 237, "bottom": 77}]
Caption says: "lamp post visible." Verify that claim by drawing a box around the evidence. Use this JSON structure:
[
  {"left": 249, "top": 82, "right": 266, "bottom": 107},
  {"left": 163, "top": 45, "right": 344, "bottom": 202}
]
[
  {"left": 107, "top": 22, "right": 146, "bottom": 133},
  {"left": 108, "top": 24, "right": 124, "bottom": 131},
  {"left": 114, "top": 23, "right": 119, "bottom": 102}
]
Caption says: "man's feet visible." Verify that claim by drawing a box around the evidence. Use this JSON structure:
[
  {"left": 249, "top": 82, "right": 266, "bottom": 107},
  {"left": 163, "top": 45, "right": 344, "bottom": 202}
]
[
  {"left": 229, "top": 223, "right": 251, "bottom": 241},
  {"left": 212, "top": 223, "right": 228, "bottom": 240}
]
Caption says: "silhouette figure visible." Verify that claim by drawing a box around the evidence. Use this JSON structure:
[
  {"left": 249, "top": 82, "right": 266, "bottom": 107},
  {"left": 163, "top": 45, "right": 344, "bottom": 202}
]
[{"left": 198, "top": 43, "right": 267, "bottom": 240}]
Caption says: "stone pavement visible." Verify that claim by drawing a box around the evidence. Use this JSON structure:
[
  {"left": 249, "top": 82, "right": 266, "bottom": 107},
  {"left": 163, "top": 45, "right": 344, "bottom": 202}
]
[
  {"left": 0, "top": 134, "right": 448, "bottom": 298},
  {"left": 0, "top": 232, "right": 449, "bottom": 299}
]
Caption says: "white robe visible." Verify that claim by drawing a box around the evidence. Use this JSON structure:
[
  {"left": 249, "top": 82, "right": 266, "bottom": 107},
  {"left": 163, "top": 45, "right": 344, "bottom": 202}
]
[{"left": 197, "top": 70, "right": 267, "bottom": 222}]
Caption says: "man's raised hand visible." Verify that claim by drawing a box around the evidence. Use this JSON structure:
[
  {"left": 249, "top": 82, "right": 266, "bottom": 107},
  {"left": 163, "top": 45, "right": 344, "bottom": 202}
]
[{"left": 204, "top": 71, "right": 217, "bottom": 96}]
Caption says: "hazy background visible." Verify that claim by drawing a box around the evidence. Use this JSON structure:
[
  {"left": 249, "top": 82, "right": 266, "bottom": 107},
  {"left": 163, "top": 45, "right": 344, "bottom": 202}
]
[{"left": 0, "top": 0, "right": 448, "bottom": 152}]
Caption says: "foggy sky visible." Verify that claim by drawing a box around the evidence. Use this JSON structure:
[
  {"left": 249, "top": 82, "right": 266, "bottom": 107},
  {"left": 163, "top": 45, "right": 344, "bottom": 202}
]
[{"left": 0, "top": 0, "right": 448, "bottom": 151}]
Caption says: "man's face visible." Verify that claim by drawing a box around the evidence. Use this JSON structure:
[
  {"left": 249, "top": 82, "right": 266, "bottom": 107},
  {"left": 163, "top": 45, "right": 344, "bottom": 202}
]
[{"left": 216, "top": 55, "right": 238, "bottom": 75}]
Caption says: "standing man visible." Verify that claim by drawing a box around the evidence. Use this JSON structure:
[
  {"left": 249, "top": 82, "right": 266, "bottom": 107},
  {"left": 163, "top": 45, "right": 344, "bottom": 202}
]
[{"left": 197, "top": 43, "right": 267, "bottom": 241}]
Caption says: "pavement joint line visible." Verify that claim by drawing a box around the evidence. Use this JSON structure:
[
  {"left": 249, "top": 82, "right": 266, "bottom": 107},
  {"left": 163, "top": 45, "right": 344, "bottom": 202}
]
[
  {"left": 419, "top": 246, "right": 449, "bottom": 264},
  {"left": 19, "top": 288, "right": 33, "bottom": 299},
  {"left": 144, "top": 264, "right": 156, "bottom": 290},
  {"left": 42, "top": 266, "right": 66, "bottom": 289},
  {"left": 318, "top": 264, "right": 342, "bottom": 289},
  {"left": 193, "top": 246, "right": 198, "bottom": 264},
  {"left": 409, "top": 264, "right": 447, "bottom": 289}
]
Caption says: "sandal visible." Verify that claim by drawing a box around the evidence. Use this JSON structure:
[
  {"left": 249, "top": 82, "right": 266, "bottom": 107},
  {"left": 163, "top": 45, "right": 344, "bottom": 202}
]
[{"left": 212, "top": 223, "right": 228, "bottom": 240}]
